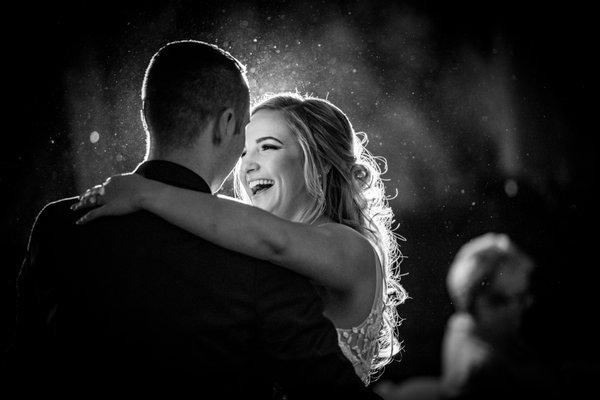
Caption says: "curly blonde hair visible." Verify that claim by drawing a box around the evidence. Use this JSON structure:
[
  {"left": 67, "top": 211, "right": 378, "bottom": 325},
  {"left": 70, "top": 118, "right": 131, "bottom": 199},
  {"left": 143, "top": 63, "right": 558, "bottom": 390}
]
[{"left": 234, "top": 92, "right": 408, "bottom": 377}]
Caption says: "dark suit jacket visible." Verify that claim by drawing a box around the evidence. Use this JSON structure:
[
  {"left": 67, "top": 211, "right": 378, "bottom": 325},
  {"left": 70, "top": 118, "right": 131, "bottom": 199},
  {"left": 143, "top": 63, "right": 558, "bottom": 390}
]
[{"left": 15, "top": 160, "right": 378, "bottom": 399}]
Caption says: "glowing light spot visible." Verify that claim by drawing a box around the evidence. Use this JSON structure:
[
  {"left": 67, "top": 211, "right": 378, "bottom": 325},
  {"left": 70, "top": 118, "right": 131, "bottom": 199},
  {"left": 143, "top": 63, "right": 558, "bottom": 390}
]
[
  {"left": 504, "top": 179, "right": 518, "bottom": 197},
  {"left": 90, "top": 131, "right": 100, "bottom": 143},
  {"left": 253, "top": 38, "right": 258, "bottom": 42}
]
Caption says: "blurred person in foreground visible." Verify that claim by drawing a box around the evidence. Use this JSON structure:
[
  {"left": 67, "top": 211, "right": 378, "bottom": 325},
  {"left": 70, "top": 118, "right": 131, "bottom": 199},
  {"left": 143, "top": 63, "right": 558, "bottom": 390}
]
[{"left": 375, "top": 233, "right": 558, "bottom": 400}]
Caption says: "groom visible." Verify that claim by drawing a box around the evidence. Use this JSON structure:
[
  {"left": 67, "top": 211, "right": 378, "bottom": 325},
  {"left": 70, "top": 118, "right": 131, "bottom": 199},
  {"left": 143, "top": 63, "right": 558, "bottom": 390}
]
[{"left": 15, "top": 41, "right": 378, "bottom": 398}]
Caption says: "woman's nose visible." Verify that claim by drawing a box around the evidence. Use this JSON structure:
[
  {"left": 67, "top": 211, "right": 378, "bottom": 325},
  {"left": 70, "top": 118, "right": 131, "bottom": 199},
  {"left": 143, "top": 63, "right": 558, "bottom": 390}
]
[{"left": 242, "top": 153, "right": 260, "bottom": 174}]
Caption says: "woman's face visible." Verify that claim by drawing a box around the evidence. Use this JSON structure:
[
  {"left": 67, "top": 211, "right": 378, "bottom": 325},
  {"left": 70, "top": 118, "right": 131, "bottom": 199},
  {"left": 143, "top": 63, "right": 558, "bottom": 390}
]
[{"left": 239, "top": 109, "right": 312, "bottom": 220}]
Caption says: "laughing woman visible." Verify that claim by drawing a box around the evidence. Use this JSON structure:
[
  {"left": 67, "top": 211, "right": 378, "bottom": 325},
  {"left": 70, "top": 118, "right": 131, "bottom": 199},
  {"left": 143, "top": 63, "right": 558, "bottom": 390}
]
[{"left": 74, "top": 93, "right": 407, "bottom": 385}]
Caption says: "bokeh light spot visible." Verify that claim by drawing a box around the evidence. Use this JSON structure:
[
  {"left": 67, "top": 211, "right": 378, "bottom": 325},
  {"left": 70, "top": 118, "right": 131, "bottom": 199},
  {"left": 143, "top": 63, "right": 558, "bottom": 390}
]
[
  {"left": 90, "top": 131, "right": 100, "bottom": 144},
  {"left": 504, "top": 179, "right": 519, "bottom": 197}
]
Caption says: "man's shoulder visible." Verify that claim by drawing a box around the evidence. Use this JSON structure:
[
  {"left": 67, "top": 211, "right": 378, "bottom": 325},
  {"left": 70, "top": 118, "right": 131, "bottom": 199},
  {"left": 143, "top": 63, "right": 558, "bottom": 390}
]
[
  {"left": 35, "top": 196, "right": 80, "bottom": 224},
  {"left": 40, "top": 196, "right": 79, "bottom": 214},
  {"left": 28, "top": 197, "right": 83, "bottom": 241}
]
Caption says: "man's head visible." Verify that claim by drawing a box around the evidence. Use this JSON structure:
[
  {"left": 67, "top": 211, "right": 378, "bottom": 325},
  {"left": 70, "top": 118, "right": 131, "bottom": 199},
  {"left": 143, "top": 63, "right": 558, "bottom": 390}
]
[
  {"left": 141, "top": 40, "right": 250, "bottom": 190},
  {"left": 447, "top": 233, "right": 535, "bottom": 338}
]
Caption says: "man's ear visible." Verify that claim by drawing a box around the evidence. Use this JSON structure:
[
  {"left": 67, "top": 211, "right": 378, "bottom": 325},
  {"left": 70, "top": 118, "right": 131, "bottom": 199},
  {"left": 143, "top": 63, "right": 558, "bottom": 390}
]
[{"left": 213, "top": 108, "right": 236, "bottom": 145}]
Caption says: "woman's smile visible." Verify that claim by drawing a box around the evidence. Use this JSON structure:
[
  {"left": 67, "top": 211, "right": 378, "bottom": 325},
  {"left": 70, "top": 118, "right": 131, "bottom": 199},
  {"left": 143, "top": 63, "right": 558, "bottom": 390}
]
[{"left": 248, "top": 179, "right": 275, "bottom": 196}]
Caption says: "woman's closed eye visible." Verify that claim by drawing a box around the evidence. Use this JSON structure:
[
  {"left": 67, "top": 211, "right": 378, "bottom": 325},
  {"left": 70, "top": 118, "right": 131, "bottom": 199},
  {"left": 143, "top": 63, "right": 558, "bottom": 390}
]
[
  {"left": 260, "top": 144, "right": 280, "bottom": 151},
  {"left": 241, "top": 144, "right": 277, "bottom": 157}
]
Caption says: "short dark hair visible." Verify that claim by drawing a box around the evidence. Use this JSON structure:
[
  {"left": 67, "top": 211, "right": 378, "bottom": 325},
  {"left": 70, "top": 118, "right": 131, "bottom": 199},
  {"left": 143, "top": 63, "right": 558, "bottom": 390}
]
[{"left": 141, "top": 40, "right": 248, "bottom": 153}]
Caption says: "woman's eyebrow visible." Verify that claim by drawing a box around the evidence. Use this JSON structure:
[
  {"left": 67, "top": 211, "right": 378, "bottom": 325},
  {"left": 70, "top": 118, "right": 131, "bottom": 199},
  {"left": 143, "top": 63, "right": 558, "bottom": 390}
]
[{"left": 256, "top": 136, "right": 284, "bottom": 145}]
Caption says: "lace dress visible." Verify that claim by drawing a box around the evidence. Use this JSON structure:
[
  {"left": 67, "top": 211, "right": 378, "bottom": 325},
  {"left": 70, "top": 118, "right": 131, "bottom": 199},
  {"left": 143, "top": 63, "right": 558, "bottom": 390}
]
[{"left": 336, "top": 246, "right": 385, "bottom": 385}]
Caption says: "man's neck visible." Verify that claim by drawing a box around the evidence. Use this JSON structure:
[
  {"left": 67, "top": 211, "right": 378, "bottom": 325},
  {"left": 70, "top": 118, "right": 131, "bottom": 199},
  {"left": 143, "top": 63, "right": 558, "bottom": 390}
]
[{"left": 146, "top": 149, "right": 216, "bottom": 193}]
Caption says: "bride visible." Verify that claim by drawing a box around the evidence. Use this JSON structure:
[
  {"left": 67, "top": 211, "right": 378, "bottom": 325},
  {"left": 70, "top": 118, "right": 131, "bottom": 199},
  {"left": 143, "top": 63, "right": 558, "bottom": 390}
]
[{"left": 74, "top": 92, "right": 408, "bottom": 385}]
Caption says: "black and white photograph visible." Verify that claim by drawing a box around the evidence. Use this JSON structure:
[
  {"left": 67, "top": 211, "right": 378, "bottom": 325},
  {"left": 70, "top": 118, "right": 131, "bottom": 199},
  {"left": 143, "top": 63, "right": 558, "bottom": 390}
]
[{"left": 3, "top": 1, "right": 596, "bottom": 398}]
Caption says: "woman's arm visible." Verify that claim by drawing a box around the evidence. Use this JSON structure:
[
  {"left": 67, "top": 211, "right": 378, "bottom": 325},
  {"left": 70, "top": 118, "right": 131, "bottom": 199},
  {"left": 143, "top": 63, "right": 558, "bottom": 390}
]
[{"left": 76, "top": 175, "right": 375, "bottom": 294}]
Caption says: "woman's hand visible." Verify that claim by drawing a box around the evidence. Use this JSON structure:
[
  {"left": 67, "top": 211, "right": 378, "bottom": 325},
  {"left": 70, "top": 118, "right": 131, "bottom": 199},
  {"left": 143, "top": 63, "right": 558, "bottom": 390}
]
[{"left": 71, "top": 173, "right": 151, "bottom": 224}]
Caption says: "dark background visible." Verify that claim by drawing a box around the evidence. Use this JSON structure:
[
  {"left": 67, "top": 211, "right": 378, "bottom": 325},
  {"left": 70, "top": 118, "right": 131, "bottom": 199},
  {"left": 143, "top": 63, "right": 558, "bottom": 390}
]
[{"left": 3, "top": 0, "right": 597, "bottom": 390}]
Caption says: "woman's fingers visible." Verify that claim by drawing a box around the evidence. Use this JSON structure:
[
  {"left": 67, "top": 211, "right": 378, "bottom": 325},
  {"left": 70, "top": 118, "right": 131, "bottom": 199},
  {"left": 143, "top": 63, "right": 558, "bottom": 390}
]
[
  {"left": 72, "top": 194, "right": 93, "bottom": 210},
  {"left": 71, "top": 173, "right": 139, "bottom": 216},
  {"left": 75, "top": 200, "right": 124, "bottom": 224},
  {"left": 71, "top": 184, "right": 106, "bottom": 211},
  {"left": 90, "top": 185, "right": 106, "bottom": 204},
  {"left": 76, "top": 206, "right": 105, "bottom": 225},
  {"left": 79, "top": 188, "right": 91, "bottom": 201}
]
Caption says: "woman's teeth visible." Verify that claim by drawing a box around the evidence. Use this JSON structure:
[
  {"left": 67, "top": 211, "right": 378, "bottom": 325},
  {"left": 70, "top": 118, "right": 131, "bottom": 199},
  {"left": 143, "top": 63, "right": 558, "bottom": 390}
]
[{"left": 249, "top": 179, "right": 275, "bottom": 195}]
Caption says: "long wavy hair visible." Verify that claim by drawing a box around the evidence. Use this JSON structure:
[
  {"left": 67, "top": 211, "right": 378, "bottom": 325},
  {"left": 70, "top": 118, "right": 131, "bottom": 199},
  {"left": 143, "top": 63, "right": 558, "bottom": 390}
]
[{"left": 234, "top": 92, "right": 407, "bottom": 377}]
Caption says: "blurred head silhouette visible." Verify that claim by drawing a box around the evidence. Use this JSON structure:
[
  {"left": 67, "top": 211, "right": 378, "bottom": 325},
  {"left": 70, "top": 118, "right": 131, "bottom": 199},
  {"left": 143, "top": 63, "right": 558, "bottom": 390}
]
[{"left": 447, "top": 233, "right": 535, "bottom": 341}]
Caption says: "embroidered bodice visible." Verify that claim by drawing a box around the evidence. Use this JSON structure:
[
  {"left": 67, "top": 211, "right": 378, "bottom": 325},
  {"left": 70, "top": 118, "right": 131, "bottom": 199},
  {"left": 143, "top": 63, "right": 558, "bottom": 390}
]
[{"left": 336, "top": 247, "right": 385, "bottom": 386}]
